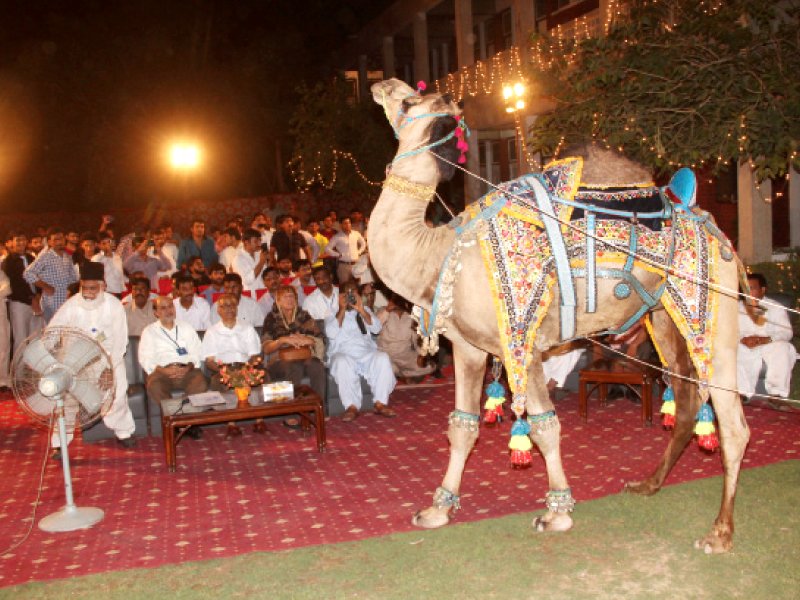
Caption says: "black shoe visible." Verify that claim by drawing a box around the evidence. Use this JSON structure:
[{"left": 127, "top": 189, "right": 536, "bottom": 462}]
[
  {"left": 117, "top": 437, "right": 136, "bottom": 449},
  {"left": 51, "top": 448, "right": 62, "bottom": 461},
  {"left": 186, "top": 427, "right": 203, "bottom": 440}
]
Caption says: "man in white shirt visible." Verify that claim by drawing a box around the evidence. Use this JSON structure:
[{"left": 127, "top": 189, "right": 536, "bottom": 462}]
[
  {"left": 232, "top": 228, "right": 268, "bottom": 292},
  {"left": 738, "top": 273, "right": 797, "bottom": 402},
  {"left": 201, "top": 293, "right": 263, "bottom": 436},
  {"left": 138, "top": 296, "right": 207, "bottom": 437},
  {"left": 257, "top": 267, "right": 281, "bottom": 317},
  {"left": 326, "top": 279, "right": 396, "bottom": 421},
  {"left": 218, "top": 227, "right": 241, "bottom": 272},
  {"left": 173, "top": 275, "right": 211, "bottom": 331},
  {"left": 48, "top": 262, "right": 136, "bottom": 454},
  {"left": 210, "top": 273, "right": 264, "bottom": 328},
  {"left": 326, "top": 218, "right": 367, "bottom": 284},
  {"left": 92, "top": 233, "right": 126, "bottom": 295},
  {"left": 303, "top": 266, "right": 339, "bottom": 321}
]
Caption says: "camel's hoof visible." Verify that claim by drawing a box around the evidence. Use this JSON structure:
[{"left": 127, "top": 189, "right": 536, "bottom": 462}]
[
  {"left": 623, "top": 480, "right": 660, "bottom": 496},
  {"left": 532, "top": 512, "right": 573, "bottom": 533},
  {"left": 412, "top": 507, "right": 451, "bottom": 529},
  {"left": 693, "top": 534, "right": 733, "bottom": 554}
]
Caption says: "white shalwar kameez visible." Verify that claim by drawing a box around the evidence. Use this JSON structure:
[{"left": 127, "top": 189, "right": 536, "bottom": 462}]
[
  {"left": 325, "top": 308, "right": 396, "bottom": 410},
  {"left": 542, "top": 348, "right": 584, "bottom": 388},
  {"left": 48, "top": 292, "right": 135, "bottom": 447},
  {"left": 737, "top": 300, "right": 797, "bottom": 399}
]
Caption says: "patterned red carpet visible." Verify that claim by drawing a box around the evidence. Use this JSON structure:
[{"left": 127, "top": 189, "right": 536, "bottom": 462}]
[{"left": 1, "top": 384, "right": 798, "bottom": 587}]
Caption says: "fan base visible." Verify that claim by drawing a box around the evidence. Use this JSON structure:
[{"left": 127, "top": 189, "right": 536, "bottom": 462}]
[{"left": 39, "top": 505, "right": 104, "bottom": 533}]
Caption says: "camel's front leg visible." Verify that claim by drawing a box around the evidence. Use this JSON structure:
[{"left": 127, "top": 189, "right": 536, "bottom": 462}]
[
  {"left": 412, "top": 341, "right": 486, "bottom": 529},
  {"left": 525, "top": 359, "right": 574, "bottom": 532}
]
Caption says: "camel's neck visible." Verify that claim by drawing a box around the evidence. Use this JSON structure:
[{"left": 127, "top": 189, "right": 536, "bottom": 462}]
[{"left": 367, "top": 160, "right": 456, "bottom": 308}]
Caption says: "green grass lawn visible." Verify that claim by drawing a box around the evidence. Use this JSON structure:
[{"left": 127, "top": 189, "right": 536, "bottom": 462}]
[{"left": 6, "top": 460, "right": 799, "bottom": 600}]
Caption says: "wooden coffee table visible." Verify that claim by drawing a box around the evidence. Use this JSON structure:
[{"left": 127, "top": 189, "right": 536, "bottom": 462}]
[
  {"left": 578, "top": 360, "right": 657, "bottom": 426},
  {"left": 161, "top": 384, "right": 326, "bottom": 471}
]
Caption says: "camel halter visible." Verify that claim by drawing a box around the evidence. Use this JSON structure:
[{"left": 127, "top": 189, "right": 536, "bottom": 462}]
[{"left": 380, "top": 88, "right": 470, "bottom": 165}]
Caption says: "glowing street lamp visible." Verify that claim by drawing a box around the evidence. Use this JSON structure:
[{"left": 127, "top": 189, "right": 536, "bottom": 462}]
[
  {"left": 502, "top": 82, "right": 526, "bottom": 113},
  {"left": 168, "top": 143, "right": 201, "bottom": 170}
]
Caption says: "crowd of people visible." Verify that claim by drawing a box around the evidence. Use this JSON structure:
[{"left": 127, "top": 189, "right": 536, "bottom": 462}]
[{"left": 0, "top": 208, "right": 448, "bottom": 454}]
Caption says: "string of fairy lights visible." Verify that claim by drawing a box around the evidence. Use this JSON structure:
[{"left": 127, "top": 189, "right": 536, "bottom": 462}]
[{"left": 290, "top": 0, "right": 793, "bottom": 194}]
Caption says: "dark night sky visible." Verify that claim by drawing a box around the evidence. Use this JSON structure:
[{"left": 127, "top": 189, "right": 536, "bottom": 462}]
[{"left": 0, "top": 0, "right": 393, "bottom": 213}]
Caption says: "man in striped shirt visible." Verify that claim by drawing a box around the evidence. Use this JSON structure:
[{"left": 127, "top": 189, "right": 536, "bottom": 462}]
[{"left": 23, "top": 228, "right": 78, "bottom": 323}]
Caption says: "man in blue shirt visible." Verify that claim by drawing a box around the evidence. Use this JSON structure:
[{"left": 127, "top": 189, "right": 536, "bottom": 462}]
[{"left": 177, "top": 219, "right": 218, "bottom": 269}]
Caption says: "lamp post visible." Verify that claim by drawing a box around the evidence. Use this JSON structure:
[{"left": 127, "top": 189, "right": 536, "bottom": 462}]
[
  {"left": 167, "top": 142, "right": 201, "bottom": 201},
  {"left": 502, "top": 82, "right": 531, "bottom": 175}
]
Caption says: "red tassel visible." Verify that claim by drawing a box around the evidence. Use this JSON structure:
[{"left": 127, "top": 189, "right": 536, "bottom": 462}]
[
  {"left": 483, "top": 405, "right": 504, "bottom": 424},
  {"left": 697, "top": 433, "right": 719, "bottom": 451},
  {"left": 510, "top": 449, "right": 532, "bottom": 468},
  {"left": 662, "top": 413, "right": 675, "bottom": 429}
]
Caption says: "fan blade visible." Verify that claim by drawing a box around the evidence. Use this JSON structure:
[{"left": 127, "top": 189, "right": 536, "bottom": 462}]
[
  {"left": 23, "top": 392, "right": 57, "bottom": 418},
  {"left": 22, "top": 339, "right": 59, "bottom": 373},
  {"left": 59, "top": 336, "right": 102, "bottom": 374},
  {"left": 70, "top": 379, "right": 105, "bottom": 414}
]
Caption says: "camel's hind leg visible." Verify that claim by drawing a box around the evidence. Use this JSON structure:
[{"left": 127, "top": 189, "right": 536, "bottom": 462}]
[
  {"left": 694, "top": 286, "right": 750, "bottom": 554},
  {"left": 624, "top": 309, "right": 702, "bottom": 495},
  {"left": 412, "top": 341, "right": 487, "bottom": 529}
]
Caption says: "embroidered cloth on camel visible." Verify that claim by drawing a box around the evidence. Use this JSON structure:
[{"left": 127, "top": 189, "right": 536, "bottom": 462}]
[{"left": 463, "top": 158, "right": 724, "bottom": 403}]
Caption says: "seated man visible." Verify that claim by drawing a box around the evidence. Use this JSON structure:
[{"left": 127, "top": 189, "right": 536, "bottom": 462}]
[
  {"left": 326, "top": 280, "right": 396, "bottom": 421},
  {"left": 201, "top": 293, "right": 263, "bottom": 436},
  {"left": 541, "top": 344, "right": 585, "bottom": 394},
  {"left": 173, "top": 274, "right": 211, "bottom": 331},
  {"left": 124, "top": 277, "right": 158, "bottom": 336},
  {"left": 48, "top": 262, "right": 136, "bottom": 456},
  {"left": 738, "top": 272, "right": 797, "bottom": 403},
  {"left": 210, "top": 273, "right": 264, "bottom": 328},
  {"left": 138, "top": 295, "right": 207, "bottom": 438},
  {"left": 201, "top": 262, "right": 226, "bottom": 305},
  {"left": 376, "top": 293, "right": 435, "bottom": 381}
]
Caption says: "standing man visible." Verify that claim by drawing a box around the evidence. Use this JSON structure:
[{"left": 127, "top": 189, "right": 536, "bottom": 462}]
[
  {"left": 269, "top": 215, "right": 307, "bottom": 266},
  {"left": 177, "top": 219, "right": 218, "bottom": 269},
  {"left": 326, "top": 280, "right": 396, "bottom": 421},
  {"left": 232, "top": 228, "right": 268, "bottom": 293},
  {"left": 138, "top": 295, "right": 207, "bottom": 438},
  {"left": 0, "top": 269, "right": 10, "bottom": 391},
  {"left": 738, "top": 273, "right": 797, "bottom": 403},
  {"left": 325, "top": 218, "right": 366, "bottom": 284},
  {"left": 92, "top": 233, "right": 126, "bottom": 296},
  {"left": 3, "top": 232, "right": 38, "bottom": 353},
  {"left": 23, "top": 228, "right": 78, "bottom": 323},
  {"left": 123, "top": 235, "right": 171, "bottom": 290},
  {"left": 218, "top": 227, "right": 241, "bottom": 272},
  {"left": 173, "top": 275, "right": 211, "bottom": 332},
  {"left": 48, "top": 262, "right": 136, "bottom": 454}
]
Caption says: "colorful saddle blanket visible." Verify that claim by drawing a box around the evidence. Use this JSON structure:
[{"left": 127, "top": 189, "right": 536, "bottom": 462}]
[{"left": 463, "top": 159, "right": 726, "bottom": 402}]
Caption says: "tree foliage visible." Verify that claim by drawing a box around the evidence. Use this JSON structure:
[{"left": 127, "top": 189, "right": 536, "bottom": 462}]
[
  {"left": 527, "top": 0, "right": 800, "bottom": 180},
  {"left": 288, "top": 78, "right": 393, "bottom": 198}
]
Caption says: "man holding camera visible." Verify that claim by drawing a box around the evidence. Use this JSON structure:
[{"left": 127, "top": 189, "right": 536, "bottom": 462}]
[
  {"left": 232, "top": 228, "right": 268, "bottom": 292},
  {"left": 123, "top": 234, "right": 171, "bottom": 289},
  {"left": 326, "top": 279, "right": 396, "bottom": 421}
]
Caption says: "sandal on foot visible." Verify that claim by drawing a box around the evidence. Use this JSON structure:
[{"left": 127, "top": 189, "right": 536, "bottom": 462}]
[
  {"left": 253, "top": 420, "right": 268, "bottom": 434},
  {"left": 374, "top": 402, "right": 396, "bottom": 418},
  {"left": 342, "top": 406, "right": 359, "bottom": 422},
  {"left": 226, "top": 423, "right": 243, "bottom": 438}
]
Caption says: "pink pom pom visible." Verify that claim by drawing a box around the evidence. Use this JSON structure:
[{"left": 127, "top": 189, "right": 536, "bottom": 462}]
[
  {"left": 457, "top": 140, "right": 469, "bottom": 151},
  {"left": 458, "top": 154, "right": 466, "bottom": 164},
  {"left": 416, "top": 81, "right": 427, "bottom": 92}
]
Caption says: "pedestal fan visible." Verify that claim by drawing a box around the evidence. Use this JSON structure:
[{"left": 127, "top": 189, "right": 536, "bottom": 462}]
[{"left": 11, "top": 326, "right": 115, "bottom": 532}]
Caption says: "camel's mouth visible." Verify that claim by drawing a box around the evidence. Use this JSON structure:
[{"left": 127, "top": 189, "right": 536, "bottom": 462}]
[{"left": 429, "top": 115, "right": 459, "bottom": 181}]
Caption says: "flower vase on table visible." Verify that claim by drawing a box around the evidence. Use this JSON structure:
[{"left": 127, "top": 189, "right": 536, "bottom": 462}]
[
  {"left": 218, "top": 360, "right": 265, "bottom": 408},
  {"left": 234, "top": 386, "right": 251, "bottom": 406}
]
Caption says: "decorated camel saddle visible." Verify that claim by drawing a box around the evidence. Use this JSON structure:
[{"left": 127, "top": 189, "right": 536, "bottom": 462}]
[{"left": 417, "top": 157, "right": 736, "bottom": 404}]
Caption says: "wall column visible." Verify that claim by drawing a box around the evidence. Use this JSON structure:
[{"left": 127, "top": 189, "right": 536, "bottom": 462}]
[
  {"left": 454, "top": 0, "right": 475, "bottom": 68},
  {"left": 737, "top": 160, "right": 773, "bottom": 264},
  {"left": 512, "top": 0, "right": 536, "bottom": 62},
  {"left": 413, "top": 11, "right": 430, "bottom": 84},
  {"left": 382, "top": 36, "right": 395, "bottom": 79},
  {"left": 790, "top": 164, "right": 800, "bottom": 247}
]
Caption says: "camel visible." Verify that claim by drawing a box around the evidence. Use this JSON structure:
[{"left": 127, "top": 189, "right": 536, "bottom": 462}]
[{"left": 367, "top": 78, "right": 750, "bottom": 554}]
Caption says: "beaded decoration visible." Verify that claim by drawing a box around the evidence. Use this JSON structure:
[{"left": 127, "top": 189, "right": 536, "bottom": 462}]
[
  {"left": 432, "top": 486, "right": 461, "bottom": 511},
  {"left": 448, "top": 409, "right": 480, "bottom": 433},
  {"left": 545, "top": 488, "right": 576, "bottom": 513}
]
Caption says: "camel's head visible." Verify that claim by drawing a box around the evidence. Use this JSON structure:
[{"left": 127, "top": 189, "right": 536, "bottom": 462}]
[{"left": 371, "top": 78, "right": 466, "bottom": 181}]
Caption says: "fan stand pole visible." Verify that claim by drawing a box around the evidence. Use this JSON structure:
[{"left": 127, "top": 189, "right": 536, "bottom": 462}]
[{"left": 38, "top": 396, "right": 104, "bottom": 533}]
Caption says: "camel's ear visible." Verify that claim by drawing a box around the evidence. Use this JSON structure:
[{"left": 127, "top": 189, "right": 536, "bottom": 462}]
[{"left": 371, "top": 78, "right": 416, "bottom": 107}]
